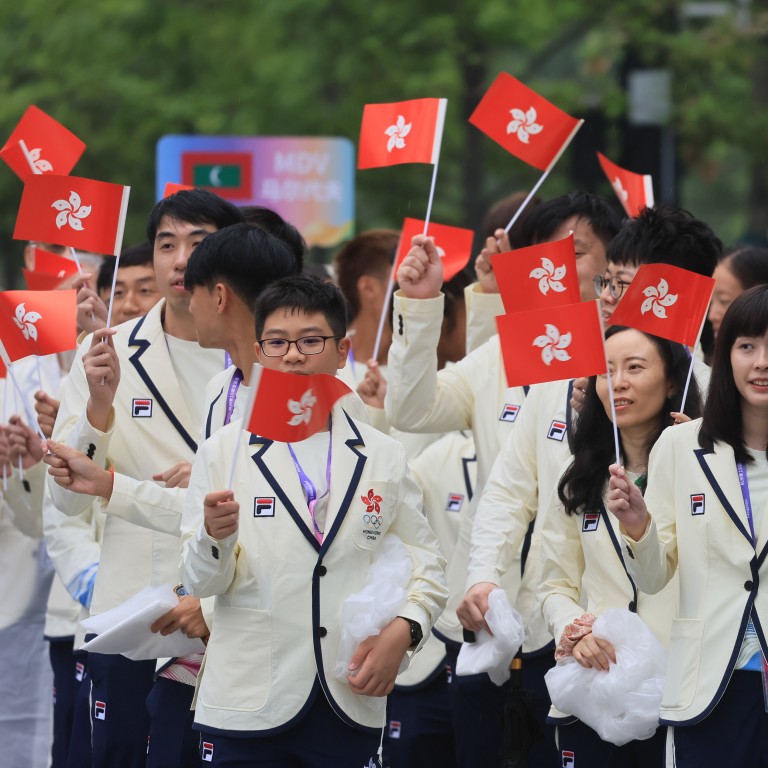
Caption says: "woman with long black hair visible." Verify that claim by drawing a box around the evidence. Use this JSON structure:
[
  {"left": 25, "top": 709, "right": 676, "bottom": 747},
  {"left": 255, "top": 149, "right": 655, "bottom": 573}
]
[
  {"left": 609, "top": 284, "right": 768, "bottom": 766},
  {"left": 539, "top": 325, "right": 702, "bottom": 764}
]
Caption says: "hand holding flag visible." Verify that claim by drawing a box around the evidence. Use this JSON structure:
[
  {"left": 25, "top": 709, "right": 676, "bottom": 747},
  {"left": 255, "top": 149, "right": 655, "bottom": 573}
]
[
  {"left": 491, "top": 234, "right": 580, "bottom": 314},
  {"left": 394, "top": 219, "right": 473, "bottom": 283},
  {"left": 597, "top": 152, "right": 654, "bottom": 218},
  {"left": 0, "top": 106, "right": 85, "bottom": 181}
]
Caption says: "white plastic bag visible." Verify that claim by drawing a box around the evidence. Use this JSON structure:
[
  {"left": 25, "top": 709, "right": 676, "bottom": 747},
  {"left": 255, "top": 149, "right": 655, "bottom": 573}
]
[
  {"left": 456, "top": 588, "right": 525, "bottom": 686},
  {"left": 544, "top": 608, "right": 667, "bottom": 746},
  {"left": 334, "top": 534, "right": 412, "bottom": 682}
]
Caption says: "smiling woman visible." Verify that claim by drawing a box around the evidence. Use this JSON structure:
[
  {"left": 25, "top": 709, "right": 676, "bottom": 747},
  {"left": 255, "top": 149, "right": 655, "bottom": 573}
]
[{"left": 537, "top": 326, "right": 702, "bottom": 765}]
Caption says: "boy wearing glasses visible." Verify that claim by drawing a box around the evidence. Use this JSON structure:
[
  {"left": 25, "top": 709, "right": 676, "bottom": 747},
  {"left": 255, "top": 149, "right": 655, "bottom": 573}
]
[{"left": 180, "top": 275, "right": 447, "bottom": 767}]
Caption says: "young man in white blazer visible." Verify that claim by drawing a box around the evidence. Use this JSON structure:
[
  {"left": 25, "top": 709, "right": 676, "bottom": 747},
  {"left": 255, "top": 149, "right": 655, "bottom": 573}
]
[
  {"left": 45, "top": 190, "right": 244, "bottom": 768},
  {"left": 181, "top": 275, "right": 448, "bottom": 767}
]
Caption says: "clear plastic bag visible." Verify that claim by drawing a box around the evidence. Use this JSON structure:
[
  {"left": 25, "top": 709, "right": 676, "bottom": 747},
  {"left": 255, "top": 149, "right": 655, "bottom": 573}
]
[
  {"left": 334, "top": 534, "right": 412, "bottom": 682},
  {"left": 456, "top": 588, "right": 525, "bottom": 685},
  {"left": 544, "top": 608, "right": 667, "bottom": 746}
]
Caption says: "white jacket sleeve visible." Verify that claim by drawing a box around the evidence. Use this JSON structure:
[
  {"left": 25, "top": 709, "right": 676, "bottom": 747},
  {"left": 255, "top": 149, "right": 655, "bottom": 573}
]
[
  {"left": 466, "top": 397, "right": 539, "bottom": 589},
  {"left": 105, "top": 475, "right": 186, "bottom": 536},
  {"left": 465, "top": 283, "right": 504, "bottom": 353}
]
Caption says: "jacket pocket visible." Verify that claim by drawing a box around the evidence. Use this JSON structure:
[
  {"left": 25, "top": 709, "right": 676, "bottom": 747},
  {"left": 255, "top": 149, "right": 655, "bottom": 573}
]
[
  {"left": 200, "top": 606, "right": 272, "bottom": 711},
  {"left": 661, "top": 618, "right": 704, "bottom": 711}
]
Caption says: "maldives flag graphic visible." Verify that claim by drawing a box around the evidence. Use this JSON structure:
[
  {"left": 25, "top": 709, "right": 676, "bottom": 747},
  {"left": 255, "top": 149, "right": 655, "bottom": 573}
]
[
  {"left": 0, "top": 105, "right": 86, "bottom": 181},
  {"left": 491, "top": 234, "right": 580, "bottom": 314},
  {"left": 358, "top": 98, "right": 447, "bottom": 169},
  {"left": 23, "top": 247, "right": 80, "bottom": 291},
  {"left": 469, "top": 73, "right": 581, "bottom": 171},
  {"left": 607, "top": 263, "right": 715, "bottom": 347},
  {"left": 597, "top": 152, "right": 654, "bottom": 218},
  {"left": 497, "top": 300, "right": 605, "bottom": 388},
  {"left": 14, "top": 175, "right": 130, "bottom": 256},
  {"left": 180, "top": 152, "right": 252, "bottom": 199},
  {"left": 0, "top": 290, "right": 77, "bottom": 361},
  {"left": 246, "top": 366, "right": 353, "bottom": 442},
  {"left": 394, "top": 218, "right": 474, "bottom": 282}
]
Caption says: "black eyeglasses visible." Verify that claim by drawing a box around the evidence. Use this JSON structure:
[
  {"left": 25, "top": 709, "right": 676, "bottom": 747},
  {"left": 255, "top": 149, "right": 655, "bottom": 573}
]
[
  {"left": 594, "top": 275, "right": 631, "bottom": 300},
  {"left": 257, "top": 335, "right": 341, "bottom": 357}
]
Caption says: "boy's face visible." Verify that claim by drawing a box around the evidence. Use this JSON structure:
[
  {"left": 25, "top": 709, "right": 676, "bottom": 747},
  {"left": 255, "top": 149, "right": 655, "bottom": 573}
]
[
  {"left": 108, "top": 264, "right": 160, "bottom": 325},
  {"left": 187, "top": 284, "right": 222, "bottom": 348},
  {"left": 256, "top": 309, "right": 349, "bottom": 376}
]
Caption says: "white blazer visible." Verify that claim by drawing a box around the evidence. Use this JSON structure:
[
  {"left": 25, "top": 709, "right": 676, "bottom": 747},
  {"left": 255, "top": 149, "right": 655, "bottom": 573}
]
[
  {"left": 180, "top": 405, "right": 448, "bottom": 734},
  {"left": 626, "top": 418, "right": 768, "bottom": 725},
  {"left": 49, "top": 300, "right": 221, "bottom": 615}
]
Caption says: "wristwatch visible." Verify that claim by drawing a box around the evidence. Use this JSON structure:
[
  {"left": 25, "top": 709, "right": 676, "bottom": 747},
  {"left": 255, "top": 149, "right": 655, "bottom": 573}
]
[{"left": 398, "top": 616, "right": 423, "bottom": 648}]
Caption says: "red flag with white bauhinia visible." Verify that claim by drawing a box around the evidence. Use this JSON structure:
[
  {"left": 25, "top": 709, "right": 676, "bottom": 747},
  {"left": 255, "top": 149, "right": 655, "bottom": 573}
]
[
  {"left": 491, "top": 234, "right": 580, "bottom": 314},
  {"left": 0, "top": 290, "right": 77, "bottom": 362},
  {"left": 597, "top": 152, "right": 654, "bottom": 218},
  {"left": 469, "top": 73, "right": 582, "bottom": 171},
  {"left": 164, "top": 182, "right": 195, "bottom": 198},
  {"left": 246, "top": 366, "right": 353, "bottom": 443},
  {"left": 497, "top": 300, "right": 605, "bottom": 388},
  {"left": 23, "top": 247, "right": 79, "bottom": 291},
  {"left": 0, "top": 106, "right": 86, "bottom": 181},
  {"left": 357, "top": 98, "right": 447, "bottom": 169},
  {"left": 394, "top": 218, "right": 474, "bottom": 282},
  {"left": 606, "top": 264, "right": 715, "bottom": 347},
  {"left": 14, "top": 175, "right": 130, "bottom": 256}
]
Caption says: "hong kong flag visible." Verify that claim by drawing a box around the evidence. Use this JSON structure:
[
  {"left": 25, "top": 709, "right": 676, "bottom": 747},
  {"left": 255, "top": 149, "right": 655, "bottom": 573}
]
[
  {"left": 14, "top": 175, "right": 130, "bottom": 256},
  {"left": 163, "top": 181, "right": 194, "bottom": 198},
  {"left": 469, "top": 73, "right": 582, "bottom": 171},
  {"left": 497, "top": 300, "right": 605, "bottom": 387},
  {"left": 0, "top": 290, "right": 77, "bottom": 362},
  {"left": 491, "top": 234, "right": 580, "bottom": 314},
  {"left": 0, "top": 106, "right": 86, "bottom": 181},
  {"left": 597, "top": 152, "right": 654, "bottom": 218},
  {"left": 23, "top": 247, "right": 79, "bottom": 291},
  {"left": 607, "top": 263, "right": 715, "bottom": 347},
  {"left": 246, "top": 366, "right": 353, "bottom": 442},
  {"left": 394, "top": 218, "right": 474, "bottom": 282},
  {"left": 358, "top": 98, "right": 447, "bottom": 169}
]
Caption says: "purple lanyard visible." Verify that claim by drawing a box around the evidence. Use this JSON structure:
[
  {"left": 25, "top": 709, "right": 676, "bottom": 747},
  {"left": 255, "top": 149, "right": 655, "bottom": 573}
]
[
  {"left": 287, "top": 419, "right": 332, "bottom": 544},
  {"left": 223, "top": 369, "right": 244, "bottom": 426},
  {"left": 737, "top": 462, "right": 757, "bottom": 546}
]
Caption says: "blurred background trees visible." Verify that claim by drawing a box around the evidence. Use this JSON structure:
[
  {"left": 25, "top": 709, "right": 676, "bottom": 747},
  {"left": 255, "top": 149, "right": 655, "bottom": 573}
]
[{"left": 0, "top": 0, "right": 765, "bottom": 282}]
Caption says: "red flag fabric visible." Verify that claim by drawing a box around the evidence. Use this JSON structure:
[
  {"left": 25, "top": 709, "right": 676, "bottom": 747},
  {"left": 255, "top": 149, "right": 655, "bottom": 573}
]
[
  {"left": 0, "top": 290, "right": 77, "bottom": 361},
  {"left": 164, "top": 182, "right": 194, "bottom": 198},
  {"left": 23, "top": 247, "right": 79, "bottom": 290},
  {"left": 597, "top": 152, "right": 654, "bottom": 218},
  {"left": 491, "top": 234, "right": 581, "bottom": 314},
  {"left": 394, "top": 218, "right": 474, "bottom": 282},
  {"left": 0, "top": 106, "right": 86, "bottom": 181},
  {"left": 246, "top": 367, "right": 353, "bottom": 442},
  {"left": 14, "top": 175, "right": 130, "bottom": 256},
  {"left": 606, "top": 264, "right": 715, "bottom": 347},
  {"left": 469, "top": 73, "right": 581, "bottom": 171},
  {"left": 357, "top": 98, "right": 447, "bottom": 169},
  {"left": 497, "top": 300, "right": 605, "bottom": 387}
]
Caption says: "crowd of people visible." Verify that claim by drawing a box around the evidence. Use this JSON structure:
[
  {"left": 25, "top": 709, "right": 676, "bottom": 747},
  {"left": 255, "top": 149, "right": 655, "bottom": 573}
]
[{"left": 3, "top": 184, "right": 768, "bottom": 768}]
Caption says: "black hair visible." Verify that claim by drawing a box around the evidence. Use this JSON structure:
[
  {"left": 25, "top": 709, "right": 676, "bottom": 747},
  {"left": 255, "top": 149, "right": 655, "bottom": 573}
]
[
  {"left": 481, "top": 192, "right": 542, "bottom": 249},
  {"left": 254, "top": 274, "right": 348, "bottom": 339},
  {"left": 606, "top": 205, "right": 723, "bottom": 277},
  {"left": 146, "top": 189, "right": 243, "bottom": 244},
  {"left": 240, "top": 205, "right": 307, "bottom": 270},
  {"left": 720, "top": 245, "right": 768, "bottom": 291},
  {"left": 333, "top": 230, "right": 399, "bottom": 320},
  {"left": 521, "top": 191, "right": 622, "bottom": 248},
  {"left": 184, "top": 223, "right": 300, "bottom": 311},
  {"left": 700, "top": 284, "right": 768, "bottom": 463},
  {"left": 558, "top": 326, "right": 702, "bottom": 515},
  {"left": 97, "top": 242, "right": 154, "bottom": 293}
]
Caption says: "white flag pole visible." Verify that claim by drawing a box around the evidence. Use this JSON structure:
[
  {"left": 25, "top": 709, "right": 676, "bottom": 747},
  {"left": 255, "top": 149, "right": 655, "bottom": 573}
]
[
  {"left": 503, "top": 119, "right": 585, "bottom": 235},
  {"left": 104, "top": 186, "right": 132, "bottom": 329},
  {"left": 596, "top": 299, "right": 621, "bottom": 467},
  {"left": 678, "top": 304, "right": 710, "bottom": 415}
]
